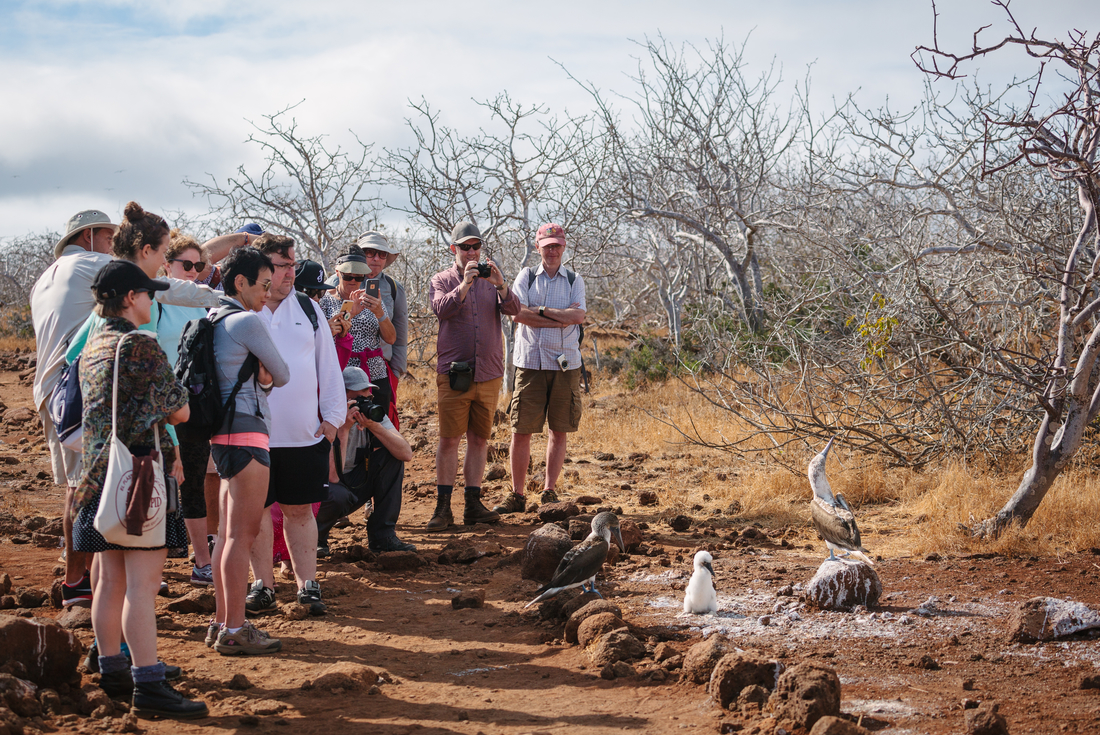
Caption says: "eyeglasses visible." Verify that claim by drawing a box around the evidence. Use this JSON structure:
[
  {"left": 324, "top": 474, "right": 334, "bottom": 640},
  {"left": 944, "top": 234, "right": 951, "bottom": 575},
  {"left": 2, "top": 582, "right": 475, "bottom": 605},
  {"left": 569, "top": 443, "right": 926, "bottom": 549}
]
[
  {"left": 341, "top": 273, "right": 366, "bottom": 282},
  {"left": 539, "top": 243, "right": 564, "bottom": 251},
  {"left": 270, "top": 261, "right": 296, "bottom": 270},
  {"left": 454, "top": 241, "right": 482, "bottom": 251},
  {"left": 363, "top": 249, "right": 387, "bottom": 259},
  {"left": 248, "top": 278, "right": 272, "bottom": 292},
  {"left": 170, "top": 259, "right": 208, "bottom": 273}
]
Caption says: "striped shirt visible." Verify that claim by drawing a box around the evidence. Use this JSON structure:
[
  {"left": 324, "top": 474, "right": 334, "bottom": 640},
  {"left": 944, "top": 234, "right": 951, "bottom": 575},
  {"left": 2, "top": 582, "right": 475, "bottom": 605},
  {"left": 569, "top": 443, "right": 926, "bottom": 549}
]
[{"left": 511, "top": 265, "right": 586, "bottom": 371}]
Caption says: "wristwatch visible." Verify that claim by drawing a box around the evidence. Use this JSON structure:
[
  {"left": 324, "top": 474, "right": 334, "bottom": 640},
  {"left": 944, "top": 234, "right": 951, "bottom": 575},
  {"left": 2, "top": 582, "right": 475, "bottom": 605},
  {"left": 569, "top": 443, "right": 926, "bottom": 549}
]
[{"left": 539, "top": 306, "right": 545, "bottom": 318}]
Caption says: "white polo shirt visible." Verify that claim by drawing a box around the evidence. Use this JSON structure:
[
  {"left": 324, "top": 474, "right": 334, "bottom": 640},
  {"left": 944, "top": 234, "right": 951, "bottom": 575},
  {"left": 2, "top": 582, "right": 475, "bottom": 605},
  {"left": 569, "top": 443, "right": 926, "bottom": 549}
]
[{"left": 258, "top": 294, "right": 346, "bottom": 448}]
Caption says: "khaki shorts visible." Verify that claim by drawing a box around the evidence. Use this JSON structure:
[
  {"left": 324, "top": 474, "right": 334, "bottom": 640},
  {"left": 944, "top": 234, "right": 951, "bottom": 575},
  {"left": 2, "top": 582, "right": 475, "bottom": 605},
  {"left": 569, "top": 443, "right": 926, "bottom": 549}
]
[
  {"left": 39, "top": 406, "right": 81, "bottom": 487},
  {"left": 437, "top": 374, "right": 502, "bottom": 439},
  {"left": 509, "top": 367, "right": 583, "bottom": 434}
]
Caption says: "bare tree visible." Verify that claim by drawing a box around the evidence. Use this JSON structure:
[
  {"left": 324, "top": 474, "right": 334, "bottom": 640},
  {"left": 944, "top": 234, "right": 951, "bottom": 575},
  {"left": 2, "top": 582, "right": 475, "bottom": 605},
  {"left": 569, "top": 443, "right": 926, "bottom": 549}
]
[
  {"left": 911, "top": 2, "right": 1100, "bottom": 537},
  {"left": 1, "top": 232, "right": 56, "bottom": 307},
  {"left": 185, "top": 102, "right": 379, "bottom": 266}
]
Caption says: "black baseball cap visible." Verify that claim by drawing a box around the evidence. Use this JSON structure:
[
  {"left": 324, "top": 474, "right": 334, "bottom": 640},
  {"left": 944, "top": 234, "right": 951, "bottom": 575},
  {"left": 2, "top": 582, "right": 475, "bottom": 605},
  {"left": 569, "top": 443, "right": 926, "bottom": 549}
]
[
  {"left": 294, "top": 259, "right": 328, "bottom": 290},
  {"left": 91, "top": 260, "right": 170, "bottom": 300}
]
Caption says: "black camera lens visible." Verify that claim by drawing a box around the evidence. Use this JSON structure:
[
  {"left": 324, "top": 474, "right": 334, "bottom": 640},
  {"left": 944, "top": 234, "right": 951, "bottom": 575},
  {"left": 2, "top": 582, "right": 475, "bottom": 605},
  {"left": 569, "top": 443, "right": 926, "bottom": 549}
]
[{"left": 476, "top": 263, "right": 492, "bottom": 278}]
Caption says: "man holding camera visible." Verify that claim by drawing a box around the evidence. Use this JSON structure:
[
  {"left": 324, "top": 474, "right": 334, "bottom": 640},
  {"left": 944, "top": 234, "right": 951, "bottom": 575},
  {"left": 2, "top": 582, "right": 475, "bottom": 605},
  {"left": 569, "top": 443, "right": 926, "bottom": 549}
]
[
  {"left": 496, "top": 222, "right": 586, "bottom": 514},
  {"left": 427, "top": 221, "right": 520, "bottom": 531},
  {"left": 316, "top": 367, "right": 413, "bottom": 554}
]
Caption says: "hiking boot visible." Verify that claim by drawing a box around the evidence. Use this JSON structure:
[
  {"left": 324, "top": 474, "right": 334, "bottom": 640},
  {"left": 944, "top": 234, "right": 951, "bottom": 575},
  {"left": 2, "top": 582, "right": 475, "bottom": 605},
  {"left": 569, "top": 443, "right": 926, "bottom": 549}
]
[
  {"left": 540, "top": 489, "right": 559, "bottom": 504},
  {"left": 213, "top": 621, "right": 281, "bottom": 656},
  {"left": 99, "top": 669, "right": 134, "bottom": 699},
  {"left": 190, "top": 564, "right": 213, "bottom": 587},
  {"left": 333, "top": 515, "right": 351, "bottom": 529},
  {"left": 84, "top": 640, "right": 179, "bottom": 680},
  {"left": 463, "top": 489, "right": 500, "bottom": 526},
  {"left": 131, "top": 679, "right": 209, "bottom": 719},
  {"left": 368, "top": 536, "right": 417, "bottom": 553},
  {"left": 297, "top": 580, "right": 327, "bottom": 616},
  {"left": 204, "top": 621, "right": 220, "bottom": 648},
  {"left": 426, "top": 495, "right": 453, "bottom": 532},
  {"left": 493, "top": 492, "right": 527, "bottom": 514},
  {"left": 244, "top": 580, "right": 277, "bottom": 616},
  {"left": 62, "top": 571, "right": 92, "bottom": 608}
]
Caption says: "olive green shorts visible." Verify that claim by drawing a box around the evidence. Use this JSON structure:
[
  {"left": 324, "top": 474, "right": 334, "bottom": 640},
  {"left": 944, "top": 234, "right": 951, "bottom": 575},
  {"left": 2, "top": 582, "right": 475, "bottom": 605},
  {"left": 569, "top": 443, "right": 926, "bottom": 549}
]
[{"left": 509, "top": 367, "right": 582, "bottom": 434}]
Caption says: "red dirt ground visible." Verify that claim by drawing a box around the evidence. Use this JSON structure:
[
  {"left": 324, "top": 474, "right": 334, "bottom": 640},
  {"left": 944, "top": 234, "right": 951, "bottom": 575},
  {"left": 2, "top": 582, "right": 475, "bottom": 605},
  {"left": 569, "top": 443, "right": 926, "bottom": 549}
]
[{"left": 2, "top": 358, "right": 1100, "bottom": 735}]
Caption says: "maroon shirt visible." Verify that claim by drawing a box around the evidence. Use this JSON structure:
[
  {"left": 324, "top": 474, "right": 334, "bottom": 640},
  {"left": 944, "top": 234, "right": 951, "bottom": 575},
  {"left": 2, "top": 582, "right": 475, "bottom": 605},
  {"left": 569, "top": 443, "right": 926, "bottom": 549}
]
[{"left": 430, "top": 265, "right": 520, "bottom": 382}]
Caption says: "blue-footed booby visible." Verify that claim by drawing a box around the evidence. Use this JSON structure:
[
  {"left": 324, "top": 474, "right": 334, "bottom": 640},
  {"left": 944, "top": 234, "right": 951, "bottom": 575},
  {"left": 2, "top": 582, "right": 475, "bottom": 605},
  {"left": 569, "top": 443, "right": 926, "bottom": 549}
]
[
  {"left": 524, "top": 512, "right": 625, "bottom": 608},
  {"left": 808, "top": 437, "right": 874, "bottom": 565},
  {"left": 683, "top": 550, "right": 718, "bottom": 614}
]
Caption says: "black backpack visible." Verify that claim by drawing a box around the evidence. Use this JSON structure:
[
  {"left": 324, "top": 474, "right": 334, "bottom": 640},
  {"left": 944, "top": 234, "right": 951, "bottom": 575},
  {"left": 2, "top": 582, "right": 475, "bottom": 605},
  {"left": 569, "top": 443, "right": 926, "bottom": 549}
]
[{"left": 174, "top": 304, "right": 257, "bottom": 443}]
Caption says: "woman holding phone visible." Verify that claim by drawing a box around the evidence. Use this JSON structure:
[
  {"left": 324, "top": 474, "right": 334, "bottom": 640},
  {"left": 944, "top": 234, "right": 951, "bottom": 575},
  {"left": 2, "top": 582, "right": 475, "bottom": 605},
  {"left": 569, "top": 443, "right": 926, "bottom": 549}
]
[{"left": 319, "top": 241, "right": 395, "bottom": 411}]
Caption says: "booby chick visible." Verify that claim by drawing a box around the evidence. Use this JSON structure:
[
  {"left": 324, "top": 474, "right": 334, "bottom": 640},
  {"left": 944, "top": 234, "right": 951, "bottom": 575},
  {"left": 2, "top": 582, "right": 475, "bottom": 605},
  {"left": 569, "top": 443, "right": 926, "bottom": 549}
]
[
  {"left": 525, "top": 512, "right": 626, "bottom": 608},
  {"left": 808, "top": 437, "right": 874, "bottom": 565},
  {"left": 683, "top": 550, "right": 718, "bottom": 614}
]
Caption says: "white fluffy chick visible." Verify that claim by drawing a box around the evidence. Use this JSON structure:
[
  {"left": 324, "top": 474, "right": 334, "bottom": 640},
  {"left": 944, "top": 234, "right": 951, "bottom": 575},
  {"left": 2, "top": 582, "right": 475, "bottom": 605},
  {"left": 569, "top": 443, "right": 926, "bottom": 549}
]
[{"left": 683, "top": 550, "right": 718, "bottom": 614}]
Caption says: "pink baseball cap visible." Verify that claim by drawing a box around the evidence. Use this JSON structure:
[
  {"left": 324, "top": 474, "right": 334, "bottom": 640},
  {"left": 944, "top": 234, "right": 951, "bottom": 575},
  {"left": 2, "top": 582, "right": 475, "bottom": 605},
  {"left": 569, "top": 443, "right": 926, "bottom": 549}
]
[{"left": 536, "top": 222, "right": 566, "bottom": 247}]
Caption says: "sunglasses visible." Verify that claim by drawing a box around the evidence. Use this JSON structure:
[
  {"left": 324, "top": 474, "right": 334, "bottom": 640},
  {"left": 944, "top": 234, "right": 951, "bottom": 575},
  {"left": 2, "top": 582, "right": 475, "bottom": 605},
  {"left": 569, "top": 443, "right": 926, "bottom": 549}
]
[
  {"left": 170, "top": 258, "right": 208, "bottom": 273},
  {"left": 363, "top": 249, "right": 387, "bottom": 259},
  {"left": 341, "top": 273, "right": 366, "bottom": 282},
  {"left": 454, "top": 241, "right": 482, "bottom": 251}
]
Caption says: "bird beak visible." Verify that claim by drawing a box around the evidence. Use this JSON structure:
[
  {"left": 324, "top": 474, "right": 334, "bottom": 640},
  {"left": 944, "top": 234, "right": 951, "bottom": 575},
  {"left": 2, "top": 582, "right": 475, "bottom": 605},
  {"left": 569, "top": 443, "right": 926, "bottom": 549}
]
[
  {"left": 612, "top": 528, "right": 625, "bottom": 552},
  {"left": 823, "top": 435, "right": 837, "bottom": 457},
  {"left": 704, "top": 561, "right": 715, "bottom": 579}
]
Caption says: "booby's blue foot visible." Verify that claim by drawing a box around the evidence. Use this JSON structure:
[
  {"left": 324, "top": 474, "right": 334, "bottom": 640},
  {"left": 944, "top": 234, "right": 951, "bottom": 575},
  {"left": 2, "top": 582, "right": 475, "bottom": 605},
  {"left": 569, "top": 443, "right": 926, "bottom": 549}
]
[{"left": 592, "top": 588, "right": 605, "bottom": 599}]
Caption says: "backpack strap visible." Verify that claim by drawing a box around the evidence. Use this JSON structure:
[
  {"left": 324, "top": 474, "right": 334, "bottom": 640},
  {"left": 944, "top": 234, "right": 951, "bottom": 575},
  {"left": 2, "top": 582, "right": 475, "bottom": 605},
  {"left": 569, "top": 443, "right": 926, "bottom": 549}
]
[
  {"left": 295, "top": 292, "right": 320, "bottom": 332},
  {"left": 209, "top": 303, "right": 259, "bottom": 431},
  {"left": 526, "top": 267, "right": 576, "bottom": 289},
  {"left": 382, "top": 274, "right": 397, "bottom": 302}
]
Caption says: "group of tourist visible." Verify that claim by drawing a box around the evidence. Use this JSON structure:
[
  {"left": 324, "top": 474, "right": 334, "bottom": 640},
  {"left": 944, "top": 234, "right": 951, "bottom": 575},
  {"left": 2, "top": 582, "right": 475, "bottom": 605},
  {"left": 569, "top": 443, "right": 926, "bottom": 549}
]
[{"left": 30, "top": 205, "right": 587, "bottom": 720}]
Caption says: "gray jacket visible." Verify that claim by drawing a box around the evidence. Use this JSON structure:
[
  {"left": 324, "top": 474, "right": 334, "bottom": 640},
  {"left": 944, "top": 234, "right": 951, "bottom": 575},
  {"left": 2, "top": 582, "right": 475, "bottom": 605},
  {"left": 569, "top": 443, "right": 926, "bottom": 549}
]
[{"left": 212, "top": 297, "right": 290, "bottom": 436}]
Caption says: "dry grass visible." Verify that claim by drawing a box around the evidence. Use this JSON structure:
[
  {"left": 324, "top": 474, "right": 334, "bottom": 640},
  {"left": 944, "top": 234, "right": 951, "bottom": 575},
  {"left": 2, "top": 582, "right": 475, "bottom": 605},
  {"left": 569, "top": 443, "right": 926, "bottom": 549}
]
[
  {"left": 0, "top": 336, "right": 35, "bottom": 352},
  {"left": 400, "top": 356, "right": 1100, "bottom": 560}
]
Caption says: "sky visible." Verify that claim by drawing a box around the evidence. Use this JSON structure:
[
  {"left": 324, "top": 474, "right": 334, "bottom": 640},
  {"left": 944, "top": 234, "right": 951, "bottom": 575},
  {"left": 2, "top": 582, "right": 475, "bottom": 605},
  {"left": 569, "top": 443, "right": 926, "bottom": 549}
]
[{"left": 0, "top": 0, "right": 1094, "bottom": 240}]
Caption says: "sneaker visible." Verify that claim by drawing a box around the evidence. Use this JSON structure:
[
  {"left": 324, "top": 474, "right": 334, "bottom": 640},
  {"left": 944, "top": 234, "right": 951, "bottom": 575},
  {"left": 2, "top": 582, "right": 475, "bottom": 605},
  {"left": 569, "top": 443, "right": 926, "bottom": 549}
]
[
  {"left": 540, "top": 489, "right": 559, "bottom": 504},
  {"left": 368, "top": 536, "right": 417, "bottom": 553},
  {"left": 297, "top": 580, "right": 326, "bottom": 616},
  {"left": 493, "top": 492, "right": 527, "bottom": 514},
  {"left": 99, "top": 669, "right": 134, "bottom": 699},
  {"left": 363, "top": 498, "right": 374, "bottom": 520},
  {"left": 207, "top": 535, "right": 216, "bottom": 556},
  {"left": 333, "top": 515, "right": 351, "bottom": 529},
  {"left": 426, "top": 495, "right": 453, "bottom": 532},
  {"left": 204, "top": 621, "right": 220, "bottom": 648},
  {"left": 316, "top": 543, "right": 331, "bottom": 559},
  {"left": 244, "top": 580, "right": 277, "bottom": 616},
  {"left": 62, "top": 572, "right": 93, "bottom": 607},
  {"left": 132, "top": 679, "right": 209, "bottom": 719},
  {"left": 213, "top": 621, "right": 281, "bottom": 656},
  {"left": 84, "top": 639, "right": 100, "bottom": 673},
  {"left": 190, "top": 564, "right": 214, "bottom": 587},
  {"left": 158, "top": 581, "right": 170, "bottom": 596}
]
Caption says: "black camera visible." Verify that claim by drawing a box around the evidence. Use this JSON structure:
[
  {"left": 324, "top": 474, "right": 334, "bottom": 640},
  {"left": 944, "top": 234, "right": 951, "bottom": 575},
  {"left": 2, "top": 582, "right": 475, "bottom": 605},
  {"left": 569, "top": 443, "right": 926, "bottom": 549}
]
[
  {"left": 352, "top": 395, "right": 387, "bottom": 423},
  {"left": 476, "top": 263, "right": 492, "bottom": 279}
]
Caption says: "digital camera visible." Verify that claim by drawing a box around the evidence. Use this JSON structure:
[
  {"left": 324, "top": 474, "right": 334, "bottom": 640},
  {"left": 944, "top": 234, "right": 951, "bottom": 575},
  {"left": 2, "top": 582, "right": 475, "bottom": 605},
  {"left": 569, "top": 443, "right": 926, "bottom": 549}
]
[
  {"left": 476, "top": 263, "right": 492, "bottom": 279},
  {"left": 353, "top": 395, "right": 387, "bottom": 423}
]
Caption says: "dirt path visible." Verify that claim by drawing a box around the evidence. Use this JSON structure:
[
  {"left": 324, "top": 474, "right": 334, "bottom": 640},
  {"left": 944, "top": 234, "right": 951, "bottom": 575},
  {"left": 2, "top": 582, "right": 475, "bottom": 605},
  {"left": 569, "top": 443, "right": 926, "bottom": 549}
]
[{"left": 3, "top": 359, "right": 1100, "bottom": 735}]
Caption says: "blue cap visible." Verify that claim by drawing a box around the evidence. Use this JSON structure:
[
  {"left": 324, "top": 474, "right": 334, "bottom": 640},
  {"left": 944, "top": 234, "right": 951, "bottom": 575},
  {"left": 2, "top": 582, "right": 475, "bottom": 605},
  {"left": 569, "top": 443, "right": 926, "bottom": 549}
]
[{"left": 235, "top": 223, "right": 264, "bottom": 236}]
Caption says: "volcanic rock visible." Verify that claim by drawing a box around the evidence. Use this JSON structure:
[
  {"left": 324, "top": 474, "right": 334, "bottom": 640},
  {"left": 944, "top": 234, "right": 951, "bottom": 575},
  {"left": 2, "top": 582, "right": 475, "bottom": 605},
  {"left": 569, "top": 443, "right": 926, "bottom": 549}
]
[
  {"left": 588, "top": 630, "right": 646, "bottom": 667},
  {"left": 681, "top": 636, "right": 731, "bottom": 684},
  {"left": 564, "top": 599, "right": 623, "bottom": 644},
  {"left": 1007, "top": 597, "right": 1100, "bottom": 642},
  {"left": 521, "top": 523, "right": 574, "bottom": 582},
  {"left": 768, "top": 662, "right": 841, "bottom": 729},
  {"left": 804, "top": 559, "right": 882, "bottom": 611},
  {"left": 0, "top": 617, "right": 81, "bottom": 687},
  {"left": 708, "top": 653, "right": 781, "bottom": 709}
]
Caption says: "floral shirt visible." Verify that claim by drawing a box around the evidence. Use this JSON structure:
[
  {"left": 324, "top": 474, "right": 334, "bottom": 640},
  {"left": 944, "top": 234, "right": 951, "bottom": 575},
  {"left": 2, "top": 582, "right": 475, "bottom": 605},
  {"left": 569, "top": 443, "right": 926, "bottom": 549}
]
[
  {"left": 74, "top": 317, "right": 188, "bottom": 510},
  {"left": 319, "top": 293, "right": 389, "bottom": 380}
]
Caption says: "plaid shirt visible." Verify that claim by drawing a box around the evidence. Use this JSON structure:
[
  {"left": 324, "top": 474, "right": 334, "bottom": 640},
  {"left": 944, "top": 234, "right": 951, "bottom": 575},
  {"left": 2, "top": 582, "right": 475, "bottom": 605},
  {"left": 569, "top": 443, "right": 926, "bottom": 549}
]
[{"left": 511, "top": 265, "right": 586, "bottom": 371}]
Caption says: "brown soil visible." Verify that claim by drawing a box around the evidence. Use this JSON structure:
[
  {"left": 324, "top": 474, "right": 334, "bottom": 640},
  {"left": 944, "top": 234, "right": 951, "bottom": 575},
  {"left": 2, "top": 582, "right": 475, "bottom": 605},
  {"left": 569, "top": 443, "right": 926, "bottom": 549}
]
[{"left": 3, "top": 360, "right": 1100, "bottom": 735}]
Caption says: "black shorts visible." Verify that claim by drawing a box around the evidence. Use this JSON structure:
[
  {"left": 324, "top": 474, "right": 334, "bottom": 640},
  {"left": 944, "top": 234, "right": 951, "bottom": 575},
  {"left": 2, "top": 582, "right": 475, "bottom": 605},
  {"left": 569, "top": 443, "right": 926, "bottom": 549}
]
[
  {"left": 211, "top": 444, "right": 271, "bottom": 480},
  {"left": 265, "top": 438, "right": 331, "bottom": 507},
  {"left": 178, "top": 440, "right": 211, "bottom": 519}
]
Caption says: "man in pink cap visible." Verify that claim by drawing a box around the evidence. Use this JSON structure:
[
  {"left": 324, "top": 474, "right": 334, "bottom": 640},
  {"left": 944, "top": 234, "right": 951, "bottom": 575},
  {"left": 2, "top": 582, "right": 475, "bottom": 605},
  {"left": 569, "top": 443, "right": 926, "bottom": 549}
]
[{"left": 496, "top": 222, "right": 586, "bottom": 514}]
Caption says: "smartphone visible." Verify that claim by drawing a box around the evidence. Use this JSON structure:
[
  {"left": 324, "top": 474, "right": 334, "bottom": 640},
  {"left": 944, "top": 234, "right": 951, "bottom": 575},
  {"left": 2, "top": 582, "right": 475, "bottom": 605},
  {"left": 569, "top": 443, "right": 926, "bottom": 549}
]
[
  {"left": 340, "top": 300, "right": 355, "bottom": 319},
  {"left": 364, "top": 279, "right": 380, "bottom": 300}
]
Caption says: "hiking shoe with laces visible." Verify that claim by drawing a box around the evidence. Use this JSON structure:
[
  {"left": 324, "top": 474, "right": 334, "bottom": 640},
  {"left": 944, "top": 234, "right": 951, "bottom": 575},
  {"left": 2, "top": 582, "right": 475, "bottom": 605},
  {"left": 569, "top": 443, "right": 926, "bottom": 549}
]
[
  {"left": 463, "top": 489, "right": 500, "bottom": 526},
  {"left": 62, "top": 571, "right": 93, "bottom": 607},
  {"left": 132, "top": 679, "right": 209, "bottom": 719},
  {"left": 213, "top": 621, "right": 281, "bottom": 656},
  {"left": 368, "top": 536, "right": 417, "bottom": 553},
  {"left": 540, "top": 489, "right": 559, "bottom": 504},
  {"left": 204, "top": 621, "right": 220, "bottom": 648},
  {"left": 244, "top": 580, "right": 277, "bottom": 616},
  {"left": 333, "top": 515, "right": 351, "bottom": 529},
  {"left": 297, "top": 580, "right": 327, "bottom": 616},
  {"left": 190, "top": 564, "right": 213, "bottom": 587},
  {"left": 426, "top": 495, "right": 453, "bottom": 532},
  {"left": 492, "top": 492, "right": 527, "bottom": 514}
]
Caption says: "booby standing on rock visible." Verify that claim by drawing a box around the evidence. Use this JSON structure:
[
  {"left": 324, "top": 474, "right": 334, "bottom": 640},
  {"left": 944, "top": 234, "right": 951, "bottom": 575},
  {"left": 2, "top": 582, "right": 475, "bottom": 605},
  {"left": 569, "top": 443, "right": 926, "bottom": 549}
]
[
  {"left": 808, "top": 437, "right": 874, "bottom": 565},
  {"left": 683, "top": 550, "right": 718, "bottom": 614},
  {"left": 525, "top": 512, "right": 626, "bottom": 608}
]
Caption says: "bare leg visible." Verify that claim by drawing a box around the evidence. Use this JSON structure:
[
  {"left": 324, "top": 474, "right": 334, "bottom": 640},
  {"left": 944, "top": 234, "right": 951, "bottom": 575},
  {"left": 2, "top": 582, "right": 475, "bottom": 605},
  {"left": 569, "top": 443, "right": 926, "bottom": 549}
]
[
  {"left": 509, "top": 433, "right": 532, "bottom": 496},
  {"left": 464, "top": 432, "right": 489, "bottom": 488},
  {"left": 211, "top": 479, "right": 227, "bottom": 626},
  {"left": 280, "top": 504, "right": 317, "bottom": 591},
  {"left": 90, "top": 550, "right": 127, "bottom": 657},
  {"left": 121, "top": 548, "right": 168, "bottom": 668},
  {"left": 216, "top": 461, "right": 269, "bottom": 629},
  {"left": 249, "top": 508, "right": 275, "bottom": 590},
  {"left": 204, "top": 472, "right": 220, "bottom": 538},
  {"left": 64, "top": 486, "right": 91, "bottom": 584},
  {"left": 184, "top": 517, "right": 211, "bottom": 567},
  {"left": 544, "top": 430, "right": 569, "bottom": 491},
  {"left": 436, "top": 436, "right": 461, "bottom": 485}
]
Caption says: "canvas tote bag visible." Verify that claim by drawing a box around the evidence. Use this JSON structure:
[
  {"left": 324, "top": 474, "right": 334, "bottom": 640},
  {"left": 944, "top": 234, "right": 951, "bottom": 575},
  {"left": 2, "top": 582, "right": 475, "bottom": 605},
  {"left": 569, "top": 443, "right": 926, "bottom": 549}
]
[{"left": 93, "top": 331, "right": 167, "bottom": 548}]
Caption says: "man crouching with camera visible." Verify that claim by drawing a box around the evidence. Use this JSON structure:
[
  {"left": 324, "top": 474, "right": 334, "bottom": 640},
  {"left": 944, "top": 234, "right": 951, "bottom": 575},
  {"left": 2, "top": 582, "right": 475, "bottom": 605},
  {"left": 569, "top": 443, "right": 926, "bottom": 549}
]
[{"left": 316, "top": 366, "right": 415, "bottom": 555}]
